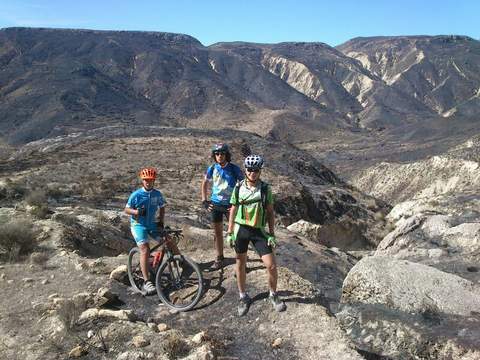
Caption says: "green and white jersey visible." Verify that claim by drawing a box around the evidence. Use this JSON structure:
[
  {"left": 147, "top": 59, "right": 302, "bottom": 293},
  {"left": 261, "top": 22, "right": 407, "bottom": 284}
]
[{"left": 230, "top": 180, "right": 273, "bottom": 228}]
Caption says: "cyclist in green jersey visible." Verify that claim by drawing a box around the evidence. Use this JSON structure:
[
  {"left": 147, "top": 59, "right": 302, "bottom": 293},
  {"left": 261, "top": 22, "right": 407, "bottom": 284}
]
[{"left": 226, "top": 155, "right": 286, "bottom": 316}]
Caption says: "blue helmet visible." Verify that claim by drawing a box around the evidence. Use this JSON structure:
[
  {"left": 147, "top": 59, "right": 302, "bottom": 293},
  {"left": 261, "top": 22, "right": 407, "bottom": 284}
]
[{"left": 211, "top": 143, "right": 229, "bottom": 154}]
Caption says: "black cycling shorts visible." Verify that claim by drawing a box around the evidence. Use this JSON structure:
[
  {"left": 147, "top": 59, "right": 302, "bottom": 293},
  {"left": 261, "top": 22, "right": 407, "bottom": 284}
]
[
  {"left": 235, "top": 224, "right": 272, "bottom": 256},
  {"left": 211, "top": 203, "right": 230, "bottom": 223}
]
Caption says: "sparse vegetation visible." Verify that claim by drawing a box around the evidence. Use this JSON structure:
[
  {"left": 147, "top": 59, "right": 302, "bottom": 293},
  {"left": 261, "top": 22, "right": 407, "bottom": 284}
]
[
  {"left": 180, "top": 224, "right": 195, "bottom": 250},
  {"left": 54, "top": 213, "right": 78, "bottom": 226},
  {"left": 24, "top": 189, "right": 50, "bottom": 219},
  {"left": 25, "top": 189, "right": 47, "bottom": 207},
  {"left": 56, "top": 299, "right": 79, "bottom": 333},
  {"left": 162, "top": 330, "right": 190, "bottom": 360},
  {"left": 0, "top": 218, "right": 39, "bottom": 261},
  {"left": 2, "top": 179, "right": 27, "bottom": 201},
  {"left": 30, "top": 204, "right": 51, "bottom": 219},
  {"left": 30, "top": 251, "right": 50, "bottom": 268}
]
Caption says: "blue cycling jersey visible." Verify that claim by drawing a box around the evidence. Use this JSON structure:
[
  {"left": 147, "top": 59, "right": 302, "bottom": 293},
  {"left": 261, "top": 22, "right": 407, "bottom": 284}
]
[
  {"left": 126, "top": 187, "right": 166, "bottom": 227},
  {"left": 205, "top": 162, "right": 244, "bottom": 206}
]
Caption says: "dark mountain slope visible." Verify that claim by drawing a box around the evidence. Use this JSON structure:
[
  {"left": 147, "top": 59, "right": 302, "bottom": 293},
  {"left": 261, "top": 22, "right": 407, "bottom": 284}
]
[{"left": 0, "top": 28, "right": 337, "bottom": 144}]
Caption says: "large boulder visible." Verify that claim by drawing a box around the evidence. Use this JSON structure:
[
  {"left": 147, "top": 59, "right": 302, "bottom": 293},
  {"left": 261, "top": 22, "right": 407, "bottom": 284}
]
[
  {"left": 338, "top": 256, "right": 480, "bottom": 359},
  {"left": 342, "top": 256, "right": 480, "bottom": 316},
  {"left": 375, "top": 212, "right": 480, "bottom": 282}
]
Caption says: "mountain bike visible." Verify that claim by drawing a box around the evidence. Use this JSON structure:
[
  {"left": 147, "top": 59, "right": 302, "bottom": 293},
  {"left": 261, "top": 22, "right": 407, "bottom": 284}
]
[{"left": 127, "top": 228, "right": 203, "bottom": 311}]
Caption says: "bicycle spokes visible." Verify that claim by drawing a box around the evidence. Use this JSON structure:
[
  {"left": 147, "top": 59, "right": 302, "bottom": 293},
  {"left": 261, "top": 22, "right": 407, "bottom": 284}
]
[{"left": 156, "top": 255, "right": 203, "bottom": 310}]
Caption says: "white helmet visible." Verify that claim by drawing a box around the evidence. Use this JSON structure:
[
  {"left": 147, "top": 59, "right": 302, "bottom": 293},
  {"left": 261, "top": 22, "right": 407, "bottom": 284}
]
[{"left": 244, "top": 154, "right": 264, "bottom": 170}]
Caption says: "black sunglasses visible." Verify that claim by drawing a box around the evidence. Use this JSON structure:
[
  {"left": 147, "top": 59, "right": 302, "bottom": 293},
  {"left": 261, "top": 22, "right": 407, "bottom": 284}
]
[
  {"left": 245, "top": 168, "right": 260, "bottom": 173},
  {"left": 214, "top": 151, "right": 226, "bottom": 156}
]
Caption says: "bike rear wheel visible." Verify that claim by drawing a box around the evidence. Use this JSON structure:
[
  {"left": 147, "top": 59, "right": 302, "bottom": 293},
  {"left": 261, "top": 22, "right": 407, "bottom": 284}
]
[
  {"left": 155, "top": 255, "right": 203, "bottom": 311},
  {"left": 127, "top": 247, "right": 155, "bottom": 294}
]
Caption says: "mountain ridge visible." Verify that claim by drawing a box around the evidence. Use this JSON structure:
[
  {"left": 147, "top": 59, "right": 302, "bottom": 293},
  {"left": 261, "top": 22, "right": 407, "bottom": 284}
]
[{"left": 1, "top": 27, "right": 479, "bottom": 146}]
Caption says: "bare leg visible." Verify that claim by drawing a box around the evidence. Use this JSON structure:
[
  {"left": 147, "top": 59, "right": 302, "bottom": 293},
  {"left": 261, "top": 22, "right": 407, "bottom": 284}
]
[
  {"left": 261, "top": 253, "right": 277, "bottom": 293},
  {"left": 139, "top": 243, "right": 150, "bottom": 281},
  {"left": 213, "top": 221, "right": 224, "bottom": 258},
  {"left": 236, "top": 252, "right": 248, "bottom": 293}
]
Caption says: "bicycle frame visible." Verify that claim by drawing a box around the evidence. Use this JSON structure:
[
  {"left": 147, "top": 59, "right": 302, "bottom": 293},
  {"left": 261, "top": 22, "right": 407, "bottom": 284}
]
[{"left": 149, "top": 229, "right": 181, "bottom": 270}]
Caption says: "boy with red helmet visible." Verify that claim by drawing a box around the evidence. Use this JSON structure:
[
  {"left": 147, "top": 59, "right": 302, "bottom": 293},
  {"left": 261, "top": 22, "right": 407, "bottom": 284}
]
[{"left": 124, "top": 167, "right": 179, "bottom": 295}]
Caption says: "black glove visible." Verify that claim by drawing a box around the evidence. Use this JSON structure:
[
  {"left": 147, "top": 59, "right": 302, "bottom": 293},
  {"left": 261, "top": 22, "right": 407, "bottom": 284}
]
[
  {"left": 137, "top": 207, "right": 146, "bottom": 217},
  {"left": 202, "top": 200, "right": 211, "bottom": 210}
]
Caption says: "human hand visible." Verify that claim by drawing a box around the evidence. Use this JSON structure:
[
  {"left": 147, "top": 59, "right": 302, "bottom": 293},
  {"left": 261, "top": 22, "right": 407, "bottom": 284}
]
[
  {"left": 226, "top": 232, "right": 236, "bottom": 248},
  {"left": 136, "top": 207, "right": 146, "bottom": 217},
  {"left": 202, "top": 200, "right": 211, "bottom": 211},
  {"left": 267, "top": 234, "right": 277, "bottom": 248}
]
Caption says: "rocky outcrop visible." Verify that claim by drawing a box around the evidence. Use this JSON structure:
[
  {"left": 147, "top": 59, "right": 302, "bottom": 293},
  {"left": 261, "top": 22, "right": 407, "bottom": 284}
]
[
  {"left": 338, "top": 256, "right": 480, "bottom": 359},
  {"left": 342, "top": 256, "right": 480, "bottom": 316},
  {"left": 338, "top": 35, "right": 480, "bottom": 118},
  {"left": 352, "top": 154, "right": 480, "bottom": 203}
]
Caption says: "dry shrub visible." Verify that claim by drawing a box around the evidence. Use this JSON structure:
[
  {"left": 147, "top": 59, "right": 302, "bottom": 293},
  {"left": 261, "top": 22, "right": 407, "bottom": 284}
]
[
  {"left": 162, "top": 330, "right": 190, "bottom": 359},
  {"left": 47, "top": 184, "right": 72, "bottom": 200},
  {"left": 180, "top": 225, "right": 195, "bottom": 250},
  {"left": 25, "top": 189, "right": 47, "bottom": 207},
  {"left": 3, "top": 179, "right": 26, "bottom": 200},
  {"left": 30, "top": 205, "right": 50, "bottom": 219},
  {"left": 30, "top": 251, "right": 49, "bottom": 268},
  {"left": 0, "top": 218, "right": 38, "bottom": 261},
  {"left": 25, "top": 189, "right": 50, "bottom": 219},
  {"left": 56, "top": 299, "right": 79, "bottom": 333},
  {"left": 54, "top": 213, "right": 78, "bottom": 226}
]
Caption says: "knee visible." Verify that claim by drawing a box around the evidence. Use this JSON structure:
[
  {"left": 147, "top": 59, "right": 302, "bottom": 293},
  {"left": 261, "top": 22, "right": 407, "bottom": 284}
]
[
  {"left": 139, "top": 245, "right": 149, "bottom": 255},
  {"left": 265, "top": 262, "right": 276, "bottom": 273}
]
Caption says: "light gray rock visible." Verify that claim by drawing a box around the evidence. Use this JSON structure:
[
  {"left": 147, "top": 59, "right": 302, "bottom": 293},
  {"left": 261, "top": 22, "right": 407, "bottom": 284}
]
[
  {"left": 132, "top": 335, "right": 150, "bottom": 348},
  {"left": 337, "top": 303, "right": 480, "bottom": 359},
  {"left": 110, "top": 265, "right": 128, "bottom": 281},
  {"left": 342, "top": 256, "right": 480, "bottom": 316}
]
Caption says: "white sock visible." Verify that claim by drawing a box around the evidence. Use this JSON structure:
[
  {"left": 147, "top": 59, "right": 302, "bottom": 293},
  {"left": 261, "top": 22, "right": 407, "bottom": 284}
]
[
  {"left": 269, "top": 290, "right": 276, "bottom": 297},
  {"left": 239, "top": 292, "right": 247, "bottom": 299}
]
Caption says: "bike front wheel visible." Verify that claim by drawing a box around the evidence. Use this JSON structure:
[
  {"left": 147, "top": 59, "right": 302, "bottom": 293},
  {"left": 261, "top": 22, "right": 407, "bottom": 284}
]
[{"left": 155, "top": 255, "right": 203, "bottom": 311}]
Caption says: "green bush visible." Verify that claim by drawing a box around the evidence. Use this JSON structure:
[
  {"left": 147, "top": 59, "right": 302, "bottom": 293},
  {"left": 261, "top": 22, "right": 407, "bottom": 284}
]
[{"left": 0, "top": 218, "right": 39, "bottom": 261}]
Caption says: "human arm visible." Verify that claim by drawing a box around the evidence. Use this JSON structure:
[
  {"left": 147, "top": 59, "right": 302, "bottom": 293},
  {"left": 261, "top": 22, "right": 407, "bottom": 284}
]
[
  {"left": 156, "top": 206, "right": 165, "bottom": 228},
  {"left": 265, "top": 203, "right": 277, "bottom": 247},
  {"left": 226, "top": 204, "right": 238, "bottom": 247},
  {"left": 227, "top": 204, "right": 237, "bottom": 235},
  {"left": 124, "top": 192, "right": 145, "bottom": 217},
  {"left": 265, "top": 185, "right": 276, "bottom": 247},
  {"left": 124, "top": 206, "right": 140, "bottom": 216},
  {"left": 201, "top": 178, "right": 211, "bottom": 209},
  {"left": 266, "top": 203, "right": 275, "bottom": 236}
]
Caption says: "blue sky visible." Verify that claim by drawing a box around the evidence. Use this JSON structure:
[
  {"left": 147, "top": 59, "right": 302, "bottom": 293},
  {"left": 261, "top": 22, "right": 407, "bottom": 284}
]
[{"left": 0, "top": 0, "right": 478, "bottom": 46}]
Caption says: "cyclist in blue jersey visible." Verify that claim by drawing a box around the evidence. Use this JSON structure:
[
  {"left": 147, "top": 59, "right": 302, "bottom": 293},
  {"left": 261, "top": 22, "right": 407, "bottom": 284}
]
[
  {"left": 201, "top": 143, "right": 244, "bottom": 270},
  {"left": 124, "top": 167, "right": 180, "bottom": 295}
]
